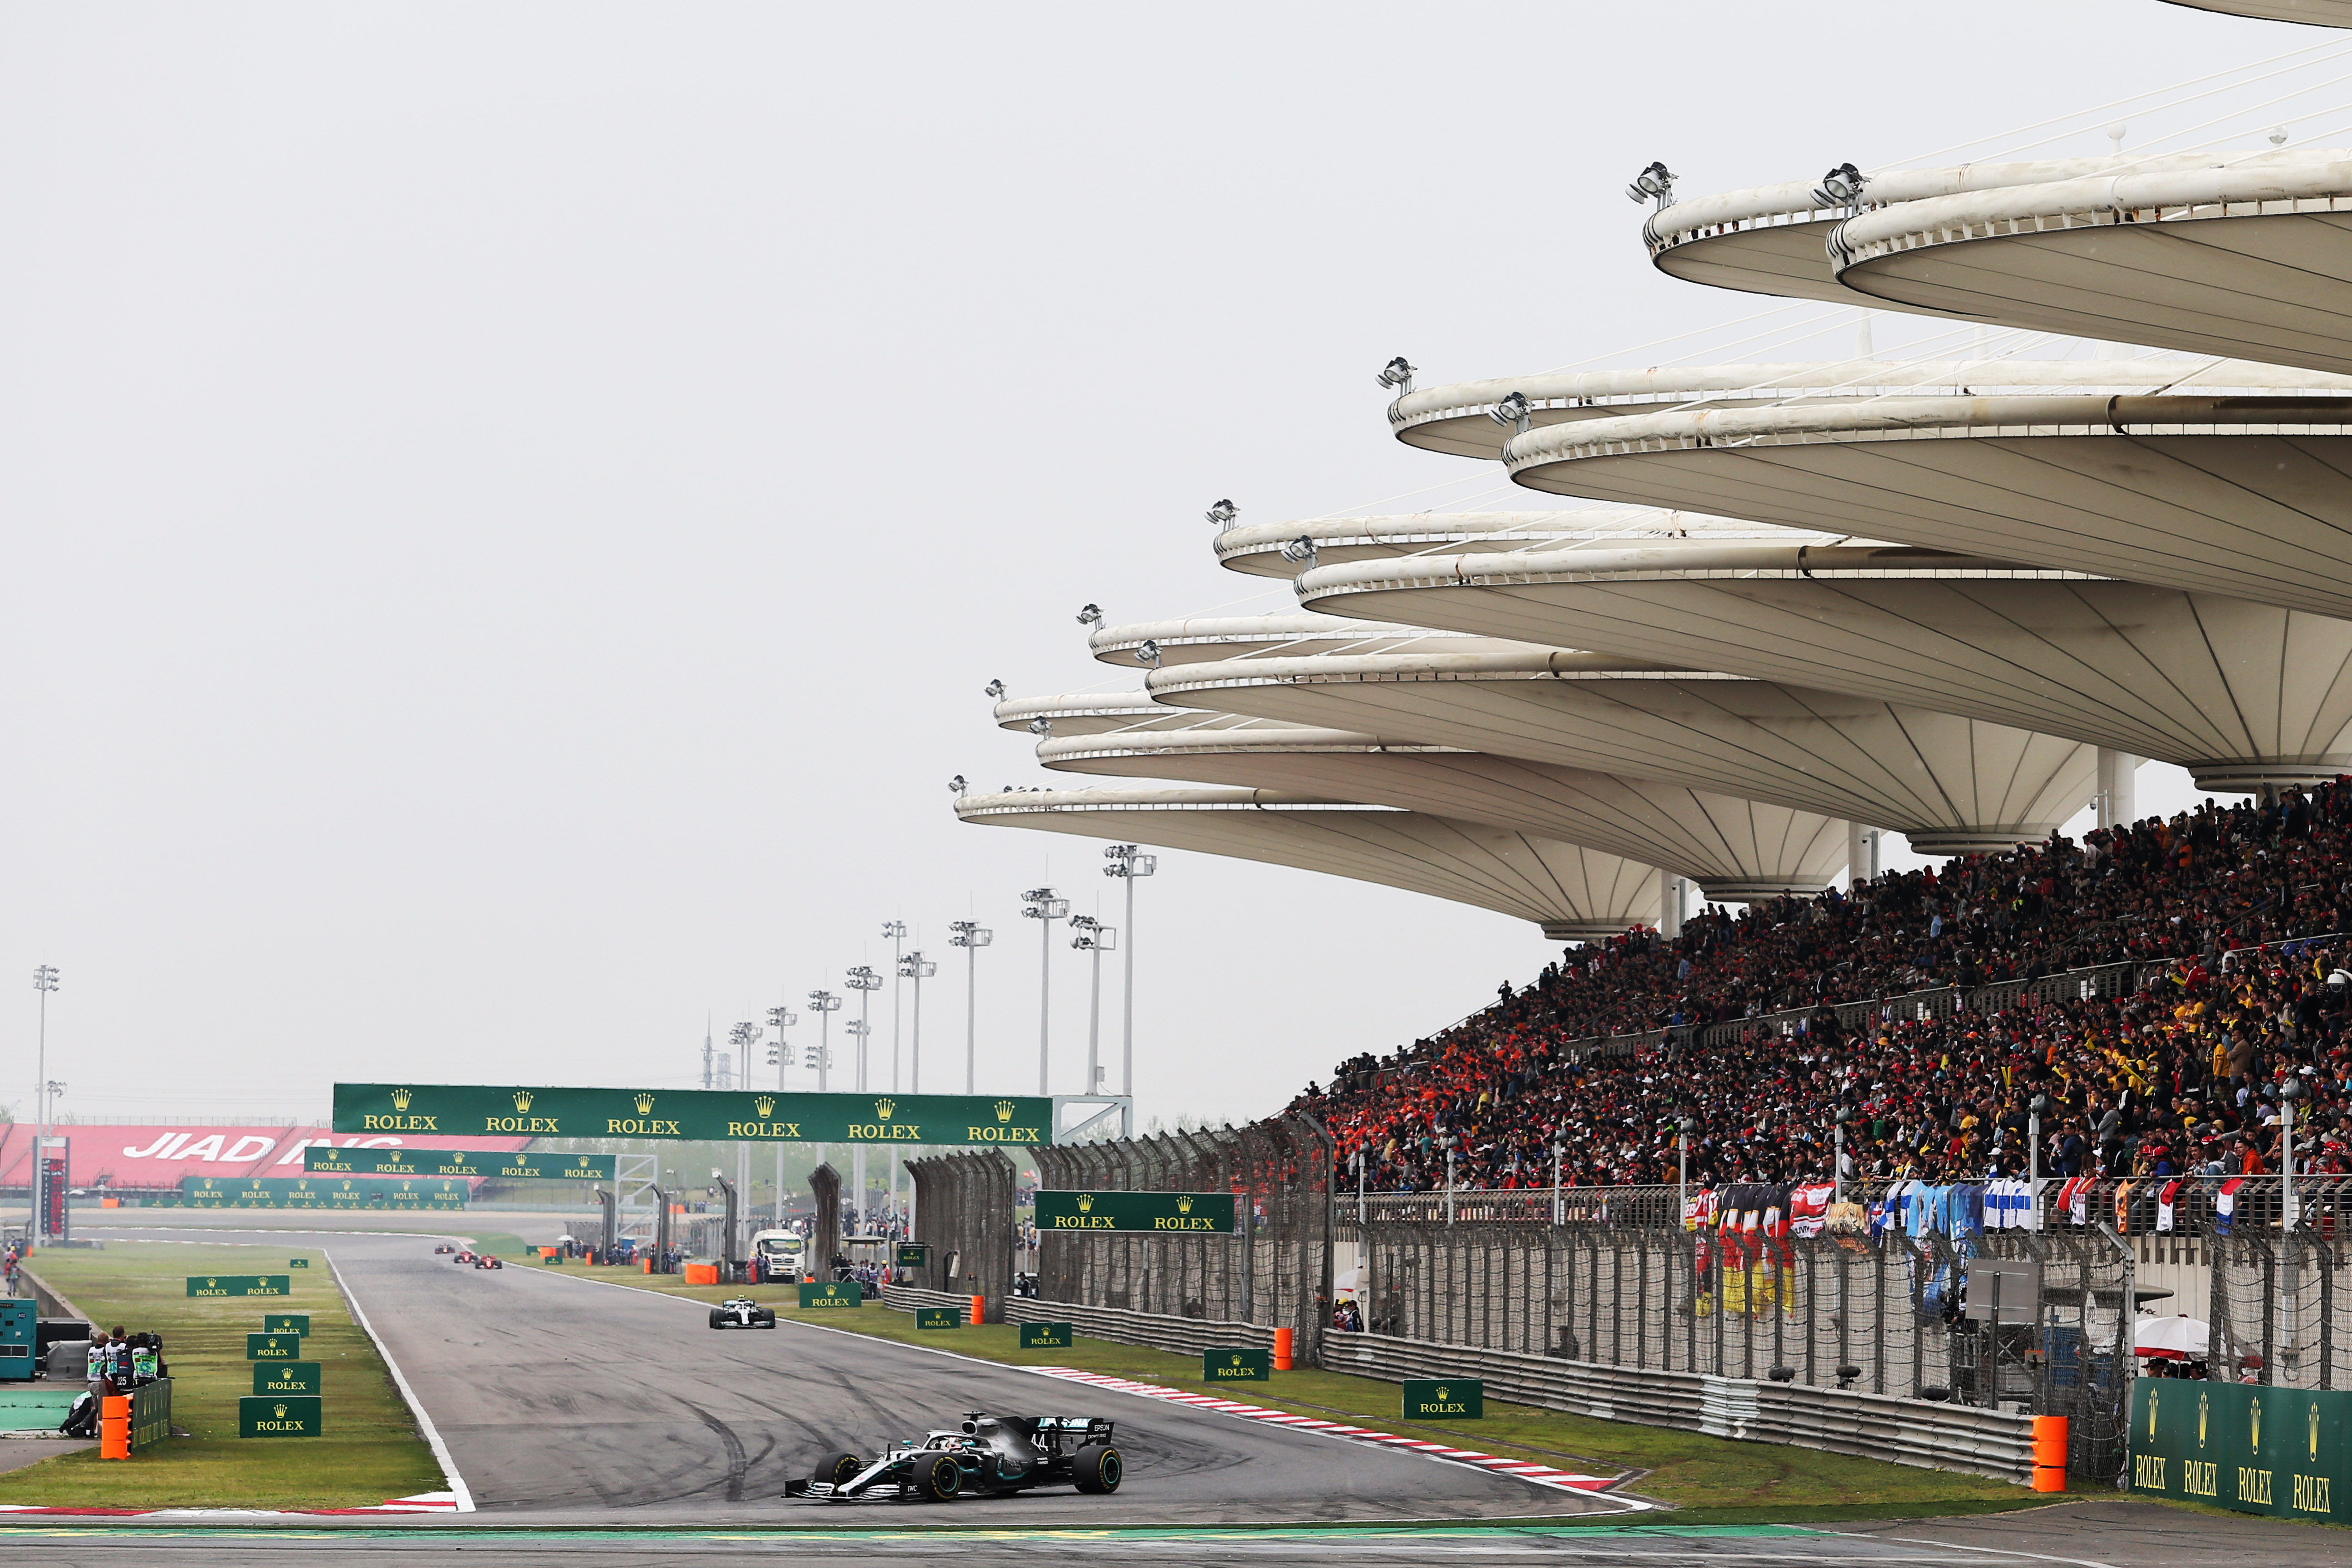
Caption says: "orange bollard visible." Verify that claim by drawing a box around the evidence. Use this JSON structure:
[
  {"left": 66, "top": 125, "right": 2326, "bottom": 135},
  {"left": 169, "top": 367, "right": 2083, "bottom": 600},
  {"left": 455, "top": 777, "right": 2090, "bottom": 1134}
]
[
  {"left": 970, "top": 1294, "right": 985, "bottom": 1327},
  {"left": 1273, "top": 1326, "right": 1294, "bottom": 1371},
  {"left": 642, "top": 1258, "right": 653, "bottom": 1274},
  {"left": 98, "top": 1396, "right": 130, "bottom": 1460},
  {"left": 2031, "top": 1415, "right": 2068, "bottom": 1492}
]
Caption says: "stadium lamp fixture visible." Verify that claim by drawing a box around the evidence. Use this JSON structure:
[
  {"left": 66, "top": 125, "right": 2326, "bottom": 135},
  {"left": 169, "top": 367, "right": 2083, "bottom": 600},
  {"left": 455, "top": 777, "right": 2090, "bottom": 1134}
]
[
  {"left": 948, "top": 774, "right": 968, "bottom": 795},
  {"left": 1278, "top": 534, "right": 1319, "bottom": 568},
  {"left": 1624, "top": 161, "right": 1676, "bottom": 210},
  {"left": 1075, "top": 603, "right": 1103, "bottom": 628},
  {"left": 1487, "top": 391, "right": 1532, "bottom": 436},
  {"left": 948, "top": 920, "right": 992, "bottom": 948},
  {"left": 984, "top": 678, "right": 1006, "bottom": 699},
  {"left": 1137, "top": 638, "right": 1162, "bottom": 669},
  {"left": 1375, "top": 356, "right": 1416, "bottom": 393},
  {"left": 1204, "top": 499, "right": 1238, "bottom": 529},
  {"left": 1810, "top": 162, "right": 1867, "bottom": 211},
  {"left": 1027, "top": 717, "right": 1053, "bottom": 737},
  {"left": 845, "top": 965, "right": 882, "bottom": 993}
]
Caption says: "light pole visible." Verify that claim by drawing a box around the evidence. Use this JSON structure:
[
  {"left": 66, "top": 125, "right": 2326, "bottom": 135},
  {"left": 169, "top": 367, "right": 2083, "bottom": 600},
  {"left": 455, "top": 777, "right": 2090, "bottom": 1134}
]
[
  {"left": 948, "top": 921, "right": 993, "bottom": 1094},
  {"left": 898, "top": 952, "right": 936, "bottom": 1092},
  {"left": 805, "top": 990, "right": 840, "bottom": 1093},
  {"left": 1102, "top": 846, "right": 1155, "bottom": 1109},
  {"left": 881, "top": 921, "right": 908, "bottom": 1092},
  {"left": 31, "top": 967, "right": 57, "bottom": 1242},
  {"left": 766, "top": 1005, "right": 797, "bottom": 1230},
  {"left": 844, "top": 965, "right": 882, "bottom": 1229},
  {"left": 1070, "top": 916, "right": 1116, "bottom": 1097},
  {"left": 1021, "top": 887, "right": 1069, "bottom": 1096}
]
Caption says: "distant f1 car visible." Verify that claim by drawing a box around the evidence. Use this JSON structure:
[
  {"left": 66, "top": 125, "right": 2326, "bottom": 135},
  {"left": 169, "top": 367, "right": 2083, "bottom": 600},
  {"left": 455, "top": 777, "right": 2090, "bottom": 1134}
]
[
  {"left": 710, "top": 1298, "right": 777, "bottom": 1330},
  {"left": 474, "top": 1255, "right": 503, "bottom": 1270},
  {"left": 787, "top": 1413, "right": 1121, "bottom": 1503},
  {"left": 434, "top": 1244, "right": 456, "bottom": 1255},
  {"left": 452, "top": 1250, "right": 475, "bottom": 1264}
]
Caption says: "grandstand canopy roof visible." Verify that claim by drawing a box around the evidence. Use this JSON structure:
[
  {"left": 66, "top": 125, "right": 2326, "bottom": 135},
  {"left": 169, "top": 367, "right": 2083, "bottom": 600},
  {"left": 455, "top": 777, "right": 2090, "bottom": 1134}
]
[
  {"left": 1293, "top": 541, "right": 2352, "bottom": 792},
  {"left": 1502, "top": 382, "right": 2352, "bottom": 620},
  {"left": 1034, "top": 722, "right": 1848, "bottom": 898},
  {"left": 1386, "top": 356, "right": 2328, "bottom": 462},
  {"left": 1214, "top": 507, "right": 1819, "bottom": 580},
  {"left": 1144, "top": 642, "right": 2095, "bottom": 853},
  {"left": 1086, "top": 612, "right": 1471, "bottom": 669},
  {"left": 1829, "top": 150, "right": 2352, "bottom": 376},
  {"left": 953, "top": 786, "right": 1660, "bottom": 940},
  {"left": 2160, "top": 0, "right": 2352, "bottom": 19},
  {"left": 1641, "top": 152, "right": 2287, "bottom": 307}
]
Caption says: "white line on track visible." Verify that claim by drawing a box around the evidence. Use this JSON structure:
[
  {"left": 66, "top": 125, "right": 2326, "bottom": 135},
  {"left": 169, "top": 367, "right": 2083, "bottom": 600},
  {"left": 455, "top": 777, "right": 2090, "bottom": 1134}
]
[{"left": 324, "top": 1249, "right": 474, "bottom": 1513}]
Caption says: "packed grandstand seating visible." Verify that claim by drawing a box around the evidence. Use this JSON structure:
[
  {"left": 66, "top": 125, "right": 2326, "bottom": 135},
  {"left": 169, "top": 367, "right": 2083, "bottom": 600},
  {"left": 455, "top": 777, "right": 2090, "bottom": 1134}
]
[{"left": 1294, "top": 783, "right": 2352, "bottom": 1193}]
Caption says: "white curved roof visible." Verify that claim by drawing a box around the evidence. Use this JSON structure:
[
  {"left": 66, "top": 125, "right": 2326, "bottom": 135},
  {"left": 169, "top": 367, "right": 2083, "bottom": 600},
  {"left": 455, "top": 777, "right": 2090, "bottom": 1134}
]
[
  {"left": 1643, "top": 151, "right": 2284, "bottom": 305},
  {"left": 1386, "top": 357, "right": 2337, "bottom": 461},
  {"left": 990, "top": 691, "right": 1228, "bottom": 737},
  {"left": 1293, "top": 541, "right": 2352, "bottom": 791},
  {"left": 1145, "top": 645, "right": 2094, "bottom": 853},
  {"left": 2161, "top": 0, "right": 2352, "bottom": 19},
  {"left": 1087, "top": 612, "right": 1473, "bottom": 668},
  {"left": 1035, "top": 724, "right": 1848, "bottom": 898},
  {"left": 953, "top": 786, "right": 1661, "bottom": 940},
  {"left": 1502, "top": 389, "right": 2352, "bottom": 620},
  {"left": 1213, "top": 507, "right": 1817, "bottom": 580},
  {"left": 1829, "top": 150, "right": 2352, "bottom": 375}
]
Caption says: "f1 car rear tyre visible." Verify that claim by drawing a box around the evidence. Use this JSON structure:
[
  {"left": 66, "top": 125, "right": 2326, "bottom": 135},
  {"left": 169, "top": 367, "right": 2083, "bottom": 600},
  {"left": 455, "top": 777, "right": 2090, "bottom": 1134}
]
[
  {"left": 1072, "top": 1443, "right": 1122, "bottom": 1494},
  {"left": 916, "top": 1453, "right": 962, "bottom": 1501},
  {"left": 819, "top": 1452, "right": 862, "bottom": 1488}
]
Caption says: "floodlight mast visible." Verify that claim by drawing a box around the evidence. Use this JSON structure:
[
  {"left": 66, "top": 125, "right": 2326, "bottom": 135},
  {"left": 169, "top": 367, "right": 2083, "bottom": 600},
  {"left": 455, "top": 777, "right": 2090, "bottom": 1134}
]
[
  {"left": 948, "top": 920, "right": 994, "bottom": 1093},
  {"left": 881, "top": 921, "right": 908, "bottom": 1093},
  {"left": 766, "top": 1004, "right": 797, "bottom": 1223},
  {"left": 1102, "top": 845, "right": 1154, "bottom": 1129},
  {"left": 1022, "top": 887, "right": 1070, "bottom": 1095},
  {"left": 898, "top": 950, "right": 937, "bottom": 1091},
  {"left": 30, "top": 966, "right": 57, "bottom": 1243},
  {"left": 1072, "top": 916, "right": 1117, "bottom": 1104},
  {"left": 805, "top": 989, "right": 841, "bottom": 1093}
]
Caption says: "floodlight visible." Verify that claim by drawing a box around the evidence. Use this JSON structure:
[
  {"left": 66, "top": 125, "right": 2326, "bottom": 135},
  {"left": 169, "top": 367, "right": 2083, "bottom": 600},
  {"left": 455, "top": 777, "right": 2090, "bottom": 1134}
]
[
  {"left": 1027, "top": 717, "right": 1053, "bottom": 737},
  {"left": 1624, "top": 161, "right": 1676, "bottom": 209},
  {"left": 1204, "top": 499, "right": 1238, "bottom": 528},
  {"left": 984, "top": 678, "right": 1006, "bottom": 699},
  {"left": 1137, "top": 638, "right": 1162, "bottom": 668},
  {"left": 1810, "top": 162, "right": 1867, "bottom": 209},
  {"left": 1375, "top": 356, "right": 1415, "bottom": 393},
  {"left": 1487, "top": 391, "right": 1532, "bottom": 435},
  {"left": 1075, "top": 603, "right": 1103, "bottom": 627},
  {"left": 1278, "top": 534, "right": 1318, "bottom": 568},
  {"left": 948, "top": 774, "right": 968, "bottom": 794}
]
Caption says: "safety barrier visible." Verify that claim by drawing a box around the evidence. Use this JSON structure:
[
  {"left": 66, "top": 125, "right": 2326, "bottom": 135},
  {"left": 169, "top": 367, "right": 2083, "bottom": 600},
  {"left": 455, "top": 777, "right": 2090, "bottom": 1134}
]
[
  {"left": 1318, "top": 1331, "right": 2033, "bottom": 1484},
  {"left": 1004, "top": 1298, "right": 1276, "bottom": 1357},
  {"left": 880, "top": 1284, "right": 977, "bottom": 1317}
]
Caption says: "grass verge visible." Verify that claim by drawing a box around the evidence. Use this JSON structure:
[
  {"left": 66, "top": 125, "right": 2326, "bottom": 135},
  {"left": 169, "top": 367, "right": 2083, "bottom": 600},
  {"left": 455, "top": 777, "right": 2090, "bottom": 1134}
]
[
  {"left": 0, "top": 1241, "right": 444, "bottom": 1509},
  {"left": 552, "top": 1264, "right": 2037, "bottom": 1516}
]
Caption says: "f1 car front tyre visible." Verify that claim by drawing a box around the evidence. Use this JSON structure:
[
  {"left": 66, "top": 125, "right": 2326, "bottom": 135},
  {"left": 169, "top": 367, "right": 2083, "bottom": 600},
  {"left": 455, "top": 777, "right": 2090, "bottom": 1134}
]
[
  {"left": 818, "top": 1452, "right": 862, "bottom": 1488},
  {"left": 708, "top": 1311, "right": 726, "bottom": 1329},
  {"left": 1072, "top": 1443, "right": 1122, "bottom": 1494},
  {"left": 916, "top": 1453, "right": 963, "bottom": 1501},
  {"left": 756, "top": 1312, "right": 776, "bottom": 1328}
]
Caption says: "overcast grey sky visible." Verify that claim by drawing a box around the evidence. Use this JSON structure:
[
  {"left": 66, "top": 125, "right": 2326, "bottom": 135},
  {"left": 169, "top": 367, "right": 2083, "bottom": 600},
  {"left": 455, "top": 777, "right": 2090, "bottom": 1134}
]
[{"left": 0, "top": 2, "right": 2299, "bottom": 1127}]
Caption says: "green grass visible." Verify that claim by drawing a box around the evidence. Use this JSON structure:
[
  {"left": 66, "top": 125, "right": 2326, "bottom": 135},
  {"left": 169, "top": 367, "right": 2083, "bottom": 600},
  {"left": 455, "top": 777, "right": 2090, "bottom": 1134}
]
[
  {"left": 562, "top": 1269, "right": 2035, "bottom": 1515},
  {"left": 0, "top": 1242, "right": 444, "bottom": 1509}
]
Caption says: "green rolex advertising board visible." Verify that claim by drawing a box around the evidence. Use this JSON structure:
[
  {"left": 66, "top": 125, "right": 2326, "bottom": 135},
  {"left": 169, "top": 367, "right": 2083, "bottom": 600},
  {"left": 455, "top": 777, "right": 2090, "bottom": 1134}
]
[
  {"left": 799, "top": 1281, "right": 862, "bottom": 1310},
  {"left": 1403, "top": 1378, "right": 1484, "bottom": 1420},
  {"left": 289, "top": 1258, "right": 309, "bottom": 1268},
  {"left": 2130, "top": 1381, "right": 2345, "bottom": 1521},
  {"left": 178, "top": 1176, "right": 466, "bottom": 1209},
  {"left": 188, "top": 1275, "right": 291, "bottom": 1298},
  {"left": 253, "top": 1362, "right": 321, "bottom": 1397},
  {"left": 1035, "top": 1191, "right": 1236, "bottom": 1234},
  {"left": 1203, "top": 1347, "right": 1271, "bottom": 1382},
  {"left": 897, "top": 1244, "right": 928, "bottom": 1268},
  {"left": 239, "top": 1395, "right": 322, "bottom": 1438},
  {"left": 915, "top": 1307, "right": 964, "bottom": 1330},
  {"left": 247, "top": 1334, "right": 302, "bottom": 1361},
  {"left": 1018, "top": 1322, "right": 1073, "bottom": 1349},
  {"left": 262, "top": 1314, "right": 310, "bottom": 1336},
  {"left": 333, "top": 1082, "right": 1054, "bottom": 1148},
  {"left": 303, "top": 1146, "right": 618, "bottom": 1181}
]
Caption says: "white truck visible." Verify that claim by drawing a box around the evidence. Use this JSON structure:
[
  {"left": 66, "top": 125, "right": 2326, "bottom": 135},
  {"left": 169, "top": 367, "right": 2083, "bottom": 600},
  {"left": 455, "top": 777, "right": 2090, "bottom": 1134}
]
[{"left": 751, "top": 1228, "right": 808, "bottom": 1281}]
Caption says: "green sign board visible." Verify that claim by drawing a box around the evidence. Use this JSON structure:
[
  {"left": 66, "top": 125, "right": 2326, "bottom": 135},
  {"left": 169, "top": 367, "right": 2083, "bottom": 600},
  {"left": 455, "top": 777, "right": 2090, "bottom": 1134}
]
[
  {"left": 176, "top": 1176, "right": 466, "bottom": 1210},
  {"left": 915, "top": 1306, "right": 965, "bottom": 1330},
  {"left": 1035, "top": 1190, "right": 1236, "bottom": 1234},
  {"left": 2130, "top": 1380, "right": 2346, "bottom": 1521},
  {"left": 289, "top": 1258, "right": 309, "bottom": 1268},
  {"left": 262, "top": 1314, "right": 311, "bottom": 1336},
  {"left": 187, "top": 1275, "right": 291, "bottom": 1298},
  {"left": 333, "top": 1082, "right": 1053, "bottom": 1148},
  {"left": 247, "top": 1333, "right": 302, "bottom": 1361},
  {"left": 1403, "top": 1378, "right": 1484, "bottom": 1420},
  {"left": 253, "top": 1362, "right": 321, "bottom": 1397},
  {"left": 303, "top": 1146, "right": 618, "bottom": 1181},
  {"left": 239, "top": 1395, "right": 322, "bottom": 1438},
  {"left": 1018, "top": 1322, "right": 1074, "bottom": 1350},
  {"left": 897, "top": 1244, "right": 929, "bottom": 1268},
  {"left": 1203, "top": 1347, "right": 1272, "bottom": 1382},
  {"left": 798, "top": 1281, "right": 862, "bottom": 1310}
]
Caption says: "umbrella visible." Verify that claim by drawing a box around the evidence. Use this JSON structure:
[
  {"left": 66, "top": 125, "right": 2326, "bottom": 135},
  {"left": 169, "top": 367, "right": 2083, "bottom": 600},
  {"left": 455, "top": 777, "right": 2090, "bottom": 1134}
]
[{"left": 2134, "top": 1315, "right": 2210, "bottom": 1361}]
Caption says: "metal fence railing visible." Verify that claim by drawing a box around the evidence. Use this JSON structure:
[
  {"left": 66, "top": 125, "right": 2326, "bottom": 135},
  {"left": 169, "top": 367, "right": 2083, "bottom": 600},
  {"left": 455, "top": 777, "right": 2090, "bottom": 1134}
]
[{"left": 907, "top": 1151, "right": 1016, "bottom": 1323}]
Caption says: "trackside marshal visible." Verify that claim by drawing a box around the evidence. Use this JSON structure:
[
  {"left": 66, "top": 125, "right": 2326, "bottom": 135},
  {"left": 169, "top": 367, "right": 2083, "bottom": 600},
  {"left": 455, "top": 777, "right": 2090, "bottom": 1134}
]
[{"left": 333, "top": 1083, "right": 1051, "bottom": 1147}]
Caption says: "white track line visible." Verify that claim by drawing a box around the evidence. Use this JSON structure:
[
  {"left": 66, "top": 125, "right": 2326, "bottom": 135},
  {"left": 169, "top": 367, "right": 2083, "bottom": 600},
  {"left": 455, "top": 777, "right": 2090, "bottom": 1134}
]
[{"left": 325, "top": 1248, "right": 473, "bottom": 1512}]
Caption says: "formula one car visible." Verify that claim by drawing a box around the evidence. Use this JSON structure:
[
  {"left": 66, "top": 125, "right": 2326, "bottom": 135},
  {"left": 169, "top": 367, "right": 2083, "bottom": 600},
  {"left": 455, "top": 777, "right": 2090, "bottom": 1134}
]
[
  {"left": 474, "top": 1254, "right": 504, "bottom": 1270},
  {"left": 434, "top": 1244, "right": 456, "bottom": 1255},
  {"left": 786, "top": 1413, "right": 1121, "bottom": 1502},
  {"left": 451, "top": 1250, "right": 475, "bottom": 1264},
  {"left": 709, "top": 1298, "right": 777, "bottom": 1330}
]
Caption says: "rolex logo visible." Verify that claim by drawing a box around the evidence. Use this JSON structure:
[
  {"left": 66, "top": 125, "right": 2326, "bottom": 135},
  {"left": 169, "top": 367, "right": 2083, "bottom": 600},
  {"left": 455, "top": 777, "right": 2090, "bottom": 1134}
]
[
  {"left": 342, "top": 1181, "right": 352, "bottom": 1190},
  {"left": 995, "top": 1100, "right": 1016, "bottom": 1123},
  {"left": 1230, "top": 1353, "right": 1243, "bottom": 1366},
  {"left": 513, "top": 1090, "right": 534, "bottom": 1113},
  {"left": 1436, "top": 1386, "right": 1448, "bottom": 1401},
  {"left": 1176, "top": 1195, "right": 1194, "bottom": 1215},
  {"left": 295, "top": 1181, "right": 307, "bottom": 1191},
  {"left": 2313, "top": 1402, "right": 2323, "bottom": 1460},
  {"left": 391, "top": 1088, "right": 413, "bottom": 1111},
  {"left": 206, "top": 1278, "right": 218, "bottom": 1289},
  {"left": 634, "top": 1092, "right": 656, "bottom": 1115},
  {"left": 267, "top": 1338, "right": 278, "bottom": 1349},
  {"left": 875, "top": 1098, "right": 896, "bottom": 1120},
  {"left": 2198, "top": 1391, "right": 2208, "bottom": 1446},
  {"left": 2251, "top": 1398, "right": 2262, "bottom": 1452},
  {"left": 755, "top": 1095, "right": 775, "bottom": 1117},
  {"left": 273, "top": 1403, "right": 287, "bottom": 1419},
  {"left": 1077, "top": 1194, "right": 1094, "bottom": 1213}
]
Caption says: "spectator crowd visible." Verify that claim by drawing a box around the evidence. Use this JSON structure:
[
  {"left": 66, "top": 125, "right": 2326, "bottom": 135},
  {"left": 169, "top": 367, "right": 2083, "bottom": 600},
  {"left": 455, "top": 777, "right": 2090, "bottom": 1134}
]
[{"left": 1294, "top": 784, "right": 2352, "bottom": 1194}]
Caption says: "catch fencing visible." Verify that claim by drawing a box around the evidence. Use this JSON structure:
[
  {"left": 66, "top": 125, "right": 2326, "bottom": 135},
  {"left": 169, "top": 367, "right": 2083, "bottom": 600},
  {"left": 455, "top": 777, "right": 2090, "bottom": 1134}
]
[
  {"left": 907, "top": 1151, "right": 1017, "bottom": 1324},
  {"left": 808, "top": 1162, "right": 842, "bottom": 1277}
]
